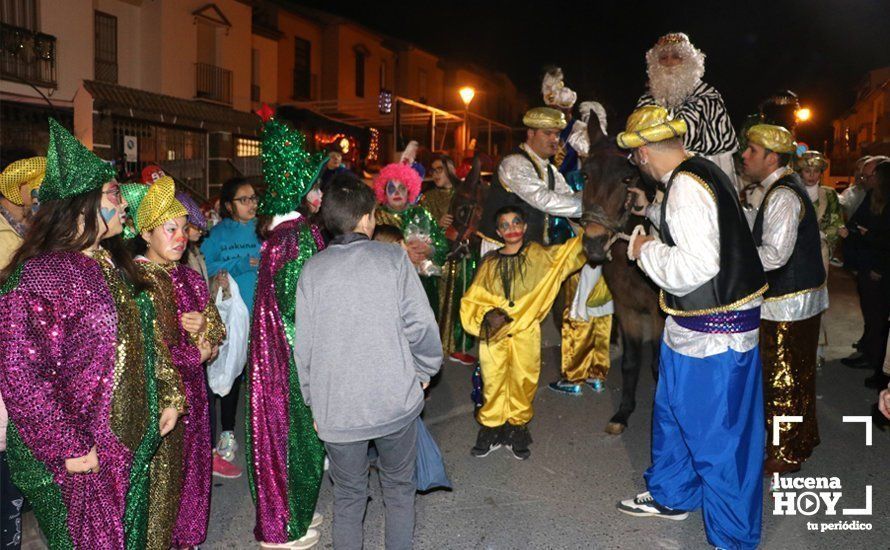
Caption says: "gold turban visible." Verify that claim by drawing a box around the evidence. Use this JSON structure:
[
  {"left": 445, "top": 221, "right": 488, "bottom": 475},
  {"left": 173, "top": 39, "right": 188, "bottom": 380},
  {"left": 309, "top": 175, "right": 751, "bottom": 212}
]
[
  {"left": 522, "top": 107, "right": 567, "bottom": 130},
  {"left": 135, "top": 176, "right": 188, "bottom": 233},
  {"left": 0, "top": 157, "right": 45, "bottom": 205},
  {"left": 616, "top": 105, "right": 687, "bottom": 149},
  {"left": 797, "top": 150, "right": 828, "bottom": 172},
  {"left": 746, "top": 124, "right": 795, "bottom": 154}
]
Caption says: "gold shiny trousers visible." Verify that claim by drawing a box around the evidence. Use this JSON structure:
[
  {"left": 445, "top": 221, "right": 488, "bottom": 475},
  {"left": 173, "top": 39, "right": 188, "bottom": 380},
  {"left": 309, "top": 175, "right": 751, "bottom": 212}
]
[
  {"left": 761, "top": 314, "right": 822, "bottom": 465},
  {"left": 561, "top": 314, "right": 612, "bottom": 382},
  {"left": 439, "top": 256, "right": 476, "bottom": 355},
  {"left": 146, "top": 421, "right": 183, "bottom": 550},
  {"left": 477, "top": 324, "right": 541, "bottom": 427}
]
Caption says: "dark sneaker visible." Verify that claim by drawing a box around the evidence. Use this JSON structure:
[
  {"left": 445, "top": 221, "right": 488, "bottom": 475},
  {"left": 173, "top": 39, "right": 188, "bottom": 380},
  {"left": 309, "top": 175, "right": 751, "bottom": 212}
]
[
  {"left": 471, "top": 426, "right": 502, "bottom": 457},
  {"left": 864, "top": 373, "right": 890, "bottom": 389},
  {"left": 617, "top": 491, "right": 689, "bottom": 520},
  {"left": 841, "top": 353, "right": 869, "bottom": 368},
  {"left": 548, "top": 379, "right": 582, "bottom": 396},
  {"left": 505, "top": 424, "right": 531, "bottom": 460}
]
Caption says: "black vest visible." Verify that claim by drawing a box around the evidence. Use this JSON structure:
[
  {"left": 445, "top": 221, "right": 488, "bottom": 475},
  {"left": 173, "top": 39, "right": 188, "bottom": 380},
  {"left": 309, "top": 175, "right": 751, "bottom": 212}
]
[
  {"left": 479, "top": 148, "right": 554, "bottom": 245},
  {"left": 752, "top": 171, "right": 826, "bottom": 298},
  {"left": 660, "top": 156, "right": 767, "bottom": 315}
]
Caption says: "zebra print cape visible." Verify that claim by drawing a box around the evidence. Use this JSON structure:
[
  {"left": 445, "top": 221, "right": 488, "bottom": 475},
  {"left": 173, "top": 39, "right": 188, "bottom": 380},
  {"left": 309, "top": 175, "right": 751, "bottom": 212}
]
[{"left": 636, "top": 81, "right": 738, "bottom": 157}]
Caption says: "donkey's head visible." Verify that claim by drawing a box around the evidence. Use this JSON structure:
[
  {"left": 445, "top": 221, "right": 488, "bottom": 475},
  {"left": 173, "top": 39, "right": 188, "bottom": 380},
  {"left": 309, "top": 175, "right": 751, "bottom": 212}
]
[{"left": 579, "top": 120, "right": 642, "bottom": 264}]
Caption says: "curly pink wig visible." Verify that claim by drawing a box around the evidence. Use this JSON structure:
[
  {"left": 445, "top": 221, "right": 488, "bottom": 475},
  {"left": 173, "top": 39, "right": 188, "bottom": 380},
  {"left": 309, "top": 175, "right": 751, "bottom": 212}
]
[{"left": 373, "top": 162, "right": 422, "bottom": 205}]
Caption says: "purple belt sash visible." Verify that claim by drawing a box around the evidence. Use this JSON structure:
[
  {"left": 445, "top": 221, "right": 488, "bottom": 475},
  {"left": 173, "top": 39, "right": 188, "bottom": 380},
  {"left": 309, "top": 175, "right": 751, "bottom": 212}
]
[{"left": 671, "top": 307, "right": 761, "bottom": 334}]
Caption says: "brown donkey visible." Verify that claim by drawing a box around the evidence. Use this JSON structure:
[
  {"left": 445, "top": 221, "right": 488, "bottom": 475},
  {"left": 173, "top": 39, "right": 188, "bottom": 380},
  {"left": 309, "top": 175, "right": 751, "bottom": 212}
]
[{"left": 579, "top": 117, "right": 664, "bottom": 434}]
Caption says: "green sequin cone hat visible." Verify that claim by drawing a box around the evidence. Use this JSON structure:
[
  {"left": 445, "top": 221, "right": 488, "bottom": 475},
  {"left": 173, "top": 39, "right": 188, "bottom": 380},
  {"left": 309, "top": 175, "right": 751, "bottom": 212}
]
[
  {"left": 256, "top": 105, "right": 325, "bottom": 216},
  {"left": 39, "top": 118, "right": 116, "bottom": 202},
  {"left": 120, "top": 182, "right": 149, "bottom": 239}
]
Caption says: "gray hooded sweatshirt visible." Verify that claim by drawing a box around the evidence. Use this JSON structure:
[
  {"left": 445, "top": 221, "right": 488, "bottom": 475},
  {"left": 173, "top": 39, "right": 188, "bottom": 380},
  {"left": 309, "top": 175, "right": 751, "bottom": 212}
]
[{"left": 295, "top": 233, "right": 442, "bottom": 443}]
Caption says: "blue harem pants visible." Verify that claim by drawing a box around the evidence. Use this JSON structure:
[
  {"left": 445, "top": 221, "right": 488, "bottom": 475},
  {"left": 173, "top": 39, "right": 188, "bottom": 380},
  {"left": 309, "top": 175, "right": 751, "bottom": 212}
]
[{"left": 644, "top": 342, "right": 765, "bottom": 550}]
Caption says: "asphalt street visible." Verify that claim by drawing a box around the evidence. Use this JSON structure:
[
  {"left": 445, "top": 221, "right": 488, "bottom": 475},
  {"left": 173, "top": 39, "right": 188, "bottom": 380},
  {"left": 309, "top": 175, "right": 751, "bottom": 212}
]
[{"left": 20, "top": 266, "right": 890, "bottom": 549}]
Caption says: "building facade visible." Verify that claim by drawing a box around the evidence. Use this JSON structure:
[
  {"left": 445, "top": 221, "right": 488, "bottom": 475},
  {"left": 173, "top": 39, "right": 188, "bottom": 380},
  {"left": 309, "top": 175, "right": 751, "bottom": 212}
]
[
  {"left": 830, "top": 66, "right": 890, "bottom": 178},
  {"left": 2, "top": 0, "right": 264, "bottom": 198},
  {"left": 1, "top": 0, "right": 526, "bottom": 197}
]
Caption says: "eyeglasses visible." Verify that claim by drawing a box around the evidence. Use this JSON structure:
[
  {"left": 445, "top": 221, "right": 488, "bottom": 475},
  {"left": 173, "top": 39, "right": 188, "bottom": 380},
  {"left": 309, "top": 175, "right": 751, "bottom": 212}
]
[
  {"left": 103, "top": 186, "right": 123, "bottom": 203},
  {"left": 232, "top": 195, "right": 259, "bottom": 205},
  {"left": 627, "top": 153, "right": 638, "bottom": 167},
  {"left": 430, "top": 165, "right": 445, "bottom": 174}
]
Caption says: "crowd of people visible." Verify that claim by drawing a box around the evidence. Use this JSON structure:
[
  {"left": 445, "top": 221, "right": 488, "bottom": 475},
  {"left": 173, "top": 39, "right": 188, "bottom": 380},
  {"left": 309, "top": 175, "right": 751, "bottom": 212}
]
[{"left": 0, "top": 30, "right": 888, "bottom": 550}]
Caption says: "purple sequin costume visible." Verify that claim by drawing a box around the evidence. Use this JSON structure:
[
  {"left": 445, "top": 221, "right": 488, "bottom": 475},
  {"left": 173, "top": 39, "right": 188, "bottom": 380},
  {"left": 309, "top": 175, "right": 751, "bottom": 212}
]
[
  {"left": 0, "top": 251, "right": 151, "bottom": 549},
  {"left": 246, "top": 218, "right": 326, "bottom": 543},
  {"left": 167, "top": 264, "right": 224, "bottom": 547}
]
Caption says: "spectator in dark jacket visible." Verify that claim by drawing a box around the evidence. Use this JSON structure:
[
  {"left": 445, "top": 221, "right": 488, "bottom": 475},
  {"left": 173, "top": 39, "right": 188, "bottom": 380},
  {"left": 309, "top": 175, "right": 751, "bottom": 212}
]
[
  {"left": 841, "top": 157, "right": 885, "bottom": 366},
  {"left": 860, "top": 160, "right": 890, "bottom": 389}
]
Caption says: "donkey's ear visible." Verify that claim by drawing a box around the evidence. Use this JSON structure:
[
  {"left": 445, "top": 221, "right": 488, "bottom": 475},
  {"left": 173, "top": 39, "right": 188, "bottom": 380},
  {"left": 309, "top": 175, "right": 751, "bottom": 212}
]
[
  {"left": 587, "top": 111, "right": 606, "bottom": 149},
  {"left": 463, "top": 153, "right": 482, "bottom": 188}
]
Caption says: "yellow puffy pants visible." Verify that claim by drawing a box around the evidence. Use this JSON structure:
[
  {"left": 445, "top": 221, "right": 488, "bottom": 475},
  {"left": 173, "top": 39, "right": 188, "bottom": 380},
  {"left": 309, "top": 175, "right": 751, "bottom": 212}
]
[
  {"left": 561, "top": 313, "right": 612, "bottom": 383},
  {"left": 477, "top": 324, "right": 541, "bottom": 427}
]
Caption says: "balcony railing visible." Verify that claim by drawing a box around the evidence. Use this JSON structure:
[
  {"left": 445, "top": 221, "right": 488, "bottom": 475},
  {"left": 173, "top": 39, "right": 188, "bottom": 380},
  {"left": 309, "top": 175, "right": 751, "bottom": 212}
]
[
  {"left": 195, "top": 62, "right": 232, "bottom": 105},
  {"left": 1, "top": 23, "right": 57, "bottom": 88}
]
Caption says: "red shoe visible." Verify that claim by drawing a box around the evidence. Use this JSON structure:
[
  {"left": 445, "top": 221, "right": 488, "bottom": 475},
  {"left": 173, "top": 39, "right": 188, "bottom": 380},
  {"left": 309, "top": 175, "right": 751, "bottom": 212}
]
[
  {"left": 450, "top": 352, "right": 477, "bottom": 365},
  {"left": 212, "top": 452, "right": 243, "bottom": 479}
]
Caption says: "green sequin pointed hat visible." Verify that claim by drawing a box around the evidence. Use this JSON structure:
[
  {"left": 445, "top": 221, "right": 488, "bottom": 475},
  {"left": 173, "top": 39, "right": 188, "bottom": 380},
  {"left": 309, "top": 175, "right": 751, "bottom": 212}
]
[
  {"left": 39, "top": 118, "right": 116, "bottom": 202},
  {"left": 120, "top": 182, "right": 149, "bottom": 239},
  {"left": 256, "top": 105, "right": 325, "bottom": 216}
]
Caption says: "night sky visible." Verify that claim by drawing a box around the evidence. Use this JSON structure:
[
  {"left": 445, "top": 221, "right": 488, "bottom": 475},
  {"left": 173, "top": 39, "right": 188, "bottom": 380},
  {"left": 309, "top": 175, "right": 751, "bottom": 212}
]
[{"left": 292, "top": 0, "right": 890, "bottom": 150}]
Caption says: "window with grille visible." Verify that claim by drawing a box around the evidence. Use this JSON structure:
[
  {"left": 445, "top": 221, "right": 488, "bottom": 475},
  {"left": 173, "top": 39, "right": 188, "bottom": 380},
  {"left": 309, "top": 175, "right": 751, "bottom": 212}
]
[
  {"left": 418, "top": 69, "right": 428, "bottom": 103},
  {"left": 293, "top": 37, "right": 311, "bottom": 100},
  {"left": 251, "top": 48, "right": 260, "bottom": 101},
  {"left": 94, "top": 11, "right": 117, "bottom": 83},
  {"left": 1, "top": 0, "right": 37, "bottom": 30},
  {"left": 355, "top": 51, "right": 365, "bottom": 98}
]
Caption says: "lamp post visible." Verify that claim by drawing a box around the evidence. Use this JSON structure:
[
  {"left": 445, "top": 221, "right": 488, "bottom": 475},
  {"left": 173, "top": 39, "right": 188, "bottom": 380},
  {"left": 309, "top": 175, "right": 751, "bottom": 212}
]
[
  {"left": 459, "top": 86, "right": 475, "bottom": 154},
  {"left": 795, "top": 107, "right": 812, "bottom": 123}
]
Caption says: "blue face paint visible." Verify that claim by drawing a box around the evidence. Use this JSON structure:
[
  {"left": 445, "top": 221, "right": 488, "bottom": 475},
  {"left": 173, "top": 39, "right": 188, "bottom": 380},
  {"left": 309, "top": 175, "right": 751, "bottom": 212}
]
[{"left": 100, "top": 207, "right": 117, "bottom": 223}]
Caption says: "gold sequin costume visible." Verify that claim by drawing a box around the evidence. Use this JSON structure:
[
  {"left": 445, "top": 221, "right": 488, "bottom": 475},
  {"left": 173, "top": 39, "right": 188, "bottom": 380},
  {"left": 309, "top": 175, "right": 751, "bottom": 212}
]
[
  {"left": 461, "top": 236, "right": 586, "bottom": 426},
  {"left": 137, "top": 260, "right": 188, "bottom": 550},
  {"left": 761, "top": 315, "right": 822, "bottom": 465}
]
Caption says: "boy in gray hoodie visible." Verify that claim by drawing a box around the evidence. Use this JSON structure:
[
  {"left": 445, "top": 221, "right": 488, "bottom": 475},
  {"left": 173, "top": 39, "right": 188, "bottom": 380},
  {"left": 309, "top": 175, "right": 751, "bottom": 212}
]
[{"left": 295, "top": 175, "right": 442, "bottom": 550}]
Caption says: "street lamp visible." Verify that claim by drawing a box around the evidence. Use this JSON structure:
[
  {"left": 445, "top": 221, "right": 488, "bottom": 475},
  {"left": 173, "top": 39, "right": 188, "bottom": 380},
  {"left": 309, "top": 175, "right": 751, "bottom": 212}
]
[
  {"left": 795, "top": 107, "right": 812, "bottom": 123},
  {"left": 459, "top": 86, "right": 475, "bottom": 107},
  {"left": 459, "top": 86, "right": 475, "bottom": 152}
]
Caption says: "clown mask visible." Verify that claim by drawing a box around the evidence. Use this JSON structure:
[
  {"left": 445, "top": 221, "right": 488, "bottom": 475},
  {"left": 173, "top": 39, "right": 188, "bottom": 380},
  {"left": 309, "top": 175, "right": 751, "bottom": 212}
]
[{"left": 385, "top": 179, "right": 409, "bottom": 211}]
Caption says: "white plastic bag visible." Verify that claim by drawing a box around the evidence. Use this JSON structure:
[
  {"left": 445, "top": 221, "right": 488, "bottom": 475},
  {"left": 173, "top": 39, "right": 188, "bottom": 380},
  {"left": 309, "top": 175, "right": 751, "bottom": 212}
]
[{"left": 206, "top": 274, "right": 250, "bottom": 397}]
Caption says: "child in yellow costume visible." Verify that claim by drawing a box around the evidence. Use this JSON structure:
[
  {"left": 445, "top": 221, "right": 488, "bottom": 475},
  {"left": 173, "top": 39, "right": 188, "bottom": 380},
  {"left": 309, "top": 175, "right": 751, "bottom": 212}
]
[
  {"left": 550, "top": 265, "right": 613, "bottom": 395},
  {"left": 461, "top": 206, "right": 586, "bottom": 460}
]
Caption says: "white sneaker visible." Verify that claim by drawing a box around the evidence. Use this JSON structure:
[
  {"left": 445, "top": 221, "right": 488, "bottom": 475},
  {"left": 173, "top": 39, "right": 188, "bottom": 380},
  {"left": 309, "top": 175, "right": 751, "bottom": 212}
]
[
  {"left": 259, "top": 529, "right": 320, "bottom": 549},
  {"left": 310, "top": 512, "right": 323, "bottom": 529},
  {"left": 216, "top": 431, "right": 238, "bottom": 462}
]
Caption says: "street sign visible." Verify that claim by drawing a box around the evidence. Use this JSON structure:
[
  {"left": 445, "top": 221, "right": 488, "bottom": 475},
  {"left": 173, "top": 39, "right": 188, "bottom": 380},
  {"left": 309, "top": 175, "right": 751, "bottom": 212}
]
[{"left": 124, "top": 135, "right": 138, "bottom": 163}]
